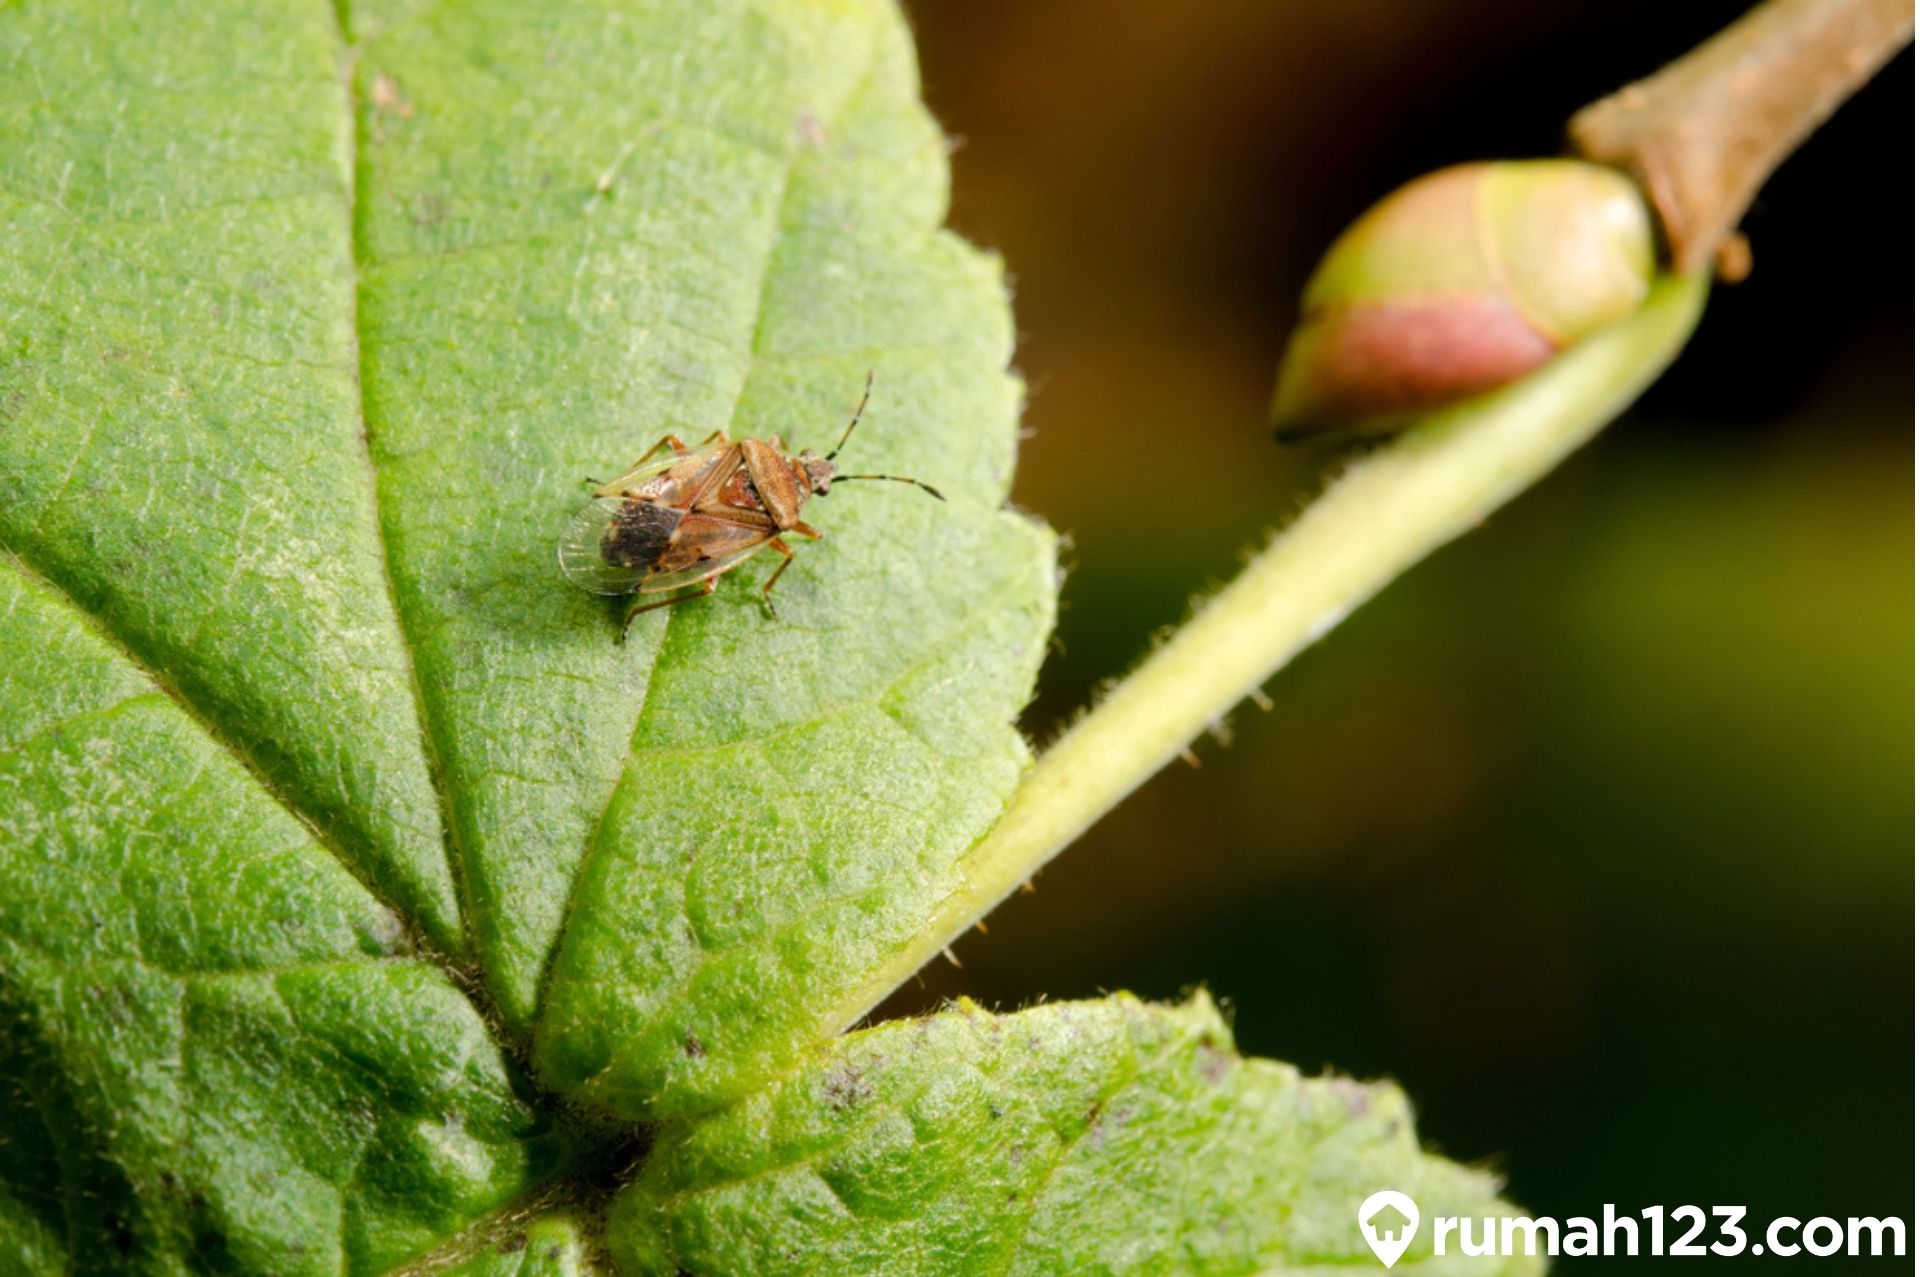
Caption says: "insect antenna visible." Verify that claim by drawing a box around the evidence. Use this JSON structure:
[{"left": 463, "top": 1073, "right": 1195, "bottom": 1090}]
[
  {"left": 824, "top": 370, "right": 876, "bottom": 461},
  {"left": 831, "top": 472, "right": 946, "bottom": 501},
  {"left": 821, "top": 372, "right": 943, "bottom": 500}
]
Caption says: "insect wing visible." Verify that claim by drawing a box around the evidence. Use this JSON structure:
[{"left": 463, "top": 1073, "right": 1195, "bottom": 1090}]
[
  {"left": 556, "top": 496, "right": 653, "bottom": 595},
  {"left": 637, "top": 514, "right": 775, "bottom": 594},
  {"left": 594, "top": 441, "right": 735, "bottom": 505}
]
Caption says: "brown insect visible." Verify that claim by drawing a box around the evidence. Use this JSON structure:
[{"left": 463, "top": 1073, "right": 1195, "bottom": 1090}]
[{"left": 558, "top": 376, "right": 943, "bottom": 640}]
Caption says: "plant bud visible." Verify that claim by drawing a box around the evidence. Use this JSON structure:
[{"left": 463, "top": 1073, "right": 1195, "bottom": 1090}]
[{"left": 1272, "top": 160, "right": 1656, "bottom": 436}]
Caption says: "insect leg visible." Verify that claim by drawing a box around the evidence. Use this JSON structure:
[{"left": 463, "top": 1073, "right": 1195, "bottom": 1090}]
[
  {"left": 788, "top": 520, "right": 823, "bottom": 541},
  {"left": 758, "top": 538, "right": 795, "bottom": 619},
  {"left": 618, "top": 578, "right": 716, "bottom": 643},
  {"left": 633, "top": 433, "right": 694, "bottom": 466}
]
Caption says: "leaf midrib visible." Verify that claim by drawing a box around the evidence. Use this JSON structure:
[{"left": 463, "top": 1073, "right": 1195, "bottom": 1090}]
[{"left": 330, "top": 2, "right": 484, "bottom": 1007}]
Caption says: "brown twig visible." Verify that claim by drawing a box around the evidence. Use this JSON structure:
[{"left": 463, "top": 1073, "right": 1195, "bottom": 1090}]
[{"left": 1569, "top": 0, "right": 1913, "bottom": 275}]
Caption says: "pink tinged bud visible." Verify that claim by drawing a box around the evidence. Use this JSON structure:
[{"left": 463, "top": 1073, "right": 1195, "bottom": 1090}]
[{"left": 1273, "top": 160, "right": 1656, "bottom": 436}]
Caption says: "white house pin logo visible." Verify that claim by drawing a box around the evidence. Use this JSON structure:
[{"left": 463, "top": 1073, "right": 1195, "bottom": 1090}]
[{"left": 1357, "top": 1190, "right": 1420, "bottom": 1268}]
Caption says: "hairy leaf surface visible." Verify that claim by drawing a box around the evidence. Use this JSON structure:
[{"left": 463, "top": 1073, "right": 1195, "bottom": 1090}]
[
  {"left": 0, "top": 0, "right": 1531, "bottom": 1271},
  {"left": 607, "top": 994, "right": 1540, "bottom": 1277},
  {"left": 1, "top": 0, "right": 1050, "bottom": 1262},
  {"left": 0, "top": 562, "right": 566, "bottom": 1275}
]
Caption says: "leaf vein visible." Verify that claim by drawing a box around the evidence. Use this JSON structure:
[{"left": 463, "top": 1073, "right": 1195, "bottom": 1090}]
[
  {"left": 543, "top": 556, "right": 1033, "bottom": 1091},
  {"left": 992, "top": 1024, "right": 1200, "bottom": 1276},
  {"left": 0, "top": 691, "right": 171, "bottom": 765},
  {"left": 329, "top": 3, "right": 483, "bottom": 1009},
  {"left": 0, "top": 549, "right": 459, "bottom": 982}
]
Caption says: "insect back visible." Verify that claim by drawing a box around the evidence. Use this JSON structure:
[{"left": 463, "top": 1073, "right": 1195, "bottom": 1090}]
[{"left": 558, "top": 376, "right": 945, "bottom": 639}]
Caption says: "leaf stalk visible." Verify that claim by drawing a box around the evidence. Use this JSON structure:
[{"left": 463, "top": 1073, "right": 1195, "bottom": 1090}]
[{"left": 837, "top": 272, "right": 1707, "bottom": 1027}]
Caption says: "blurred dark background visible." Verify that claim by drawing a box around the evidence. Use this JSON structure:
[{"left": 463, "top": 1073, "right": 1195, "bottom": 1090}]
[{"left": 889, "top": 0, "right": 1914, "bottom": 1259}]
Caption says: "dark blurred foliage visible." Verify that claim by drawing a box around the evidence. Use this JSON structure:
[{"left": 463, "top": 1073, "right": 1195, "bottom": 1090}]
[{"left": 890, "top": 0, "right": 1914, "bottom": 1257}]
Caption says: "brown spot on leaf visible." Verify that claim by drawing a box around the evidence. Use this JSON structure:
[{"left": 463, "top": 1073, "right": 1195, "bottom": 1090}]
[
  {"left": 1325, "top": 1077, "right": 1373, "bottom": 1117},
  {"left": 369, "top": 72, "right": 413, "bottom": 117},
  {"left": 410, "top": 191, "right": 450, "bottom": 228},
  {"left": 822, "top": 1063, "right": 872, "bottom": 1112}
]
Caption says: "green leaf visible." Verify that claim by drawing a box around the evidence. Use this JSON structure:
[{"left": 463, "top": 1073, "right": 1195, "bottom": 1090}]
[
  {"left": 345, "top": 0, "right": 1053, "bottom": 1073},
  {"left": 2, "top": 0, "right": 1052, "bottom": 1265},
  {"left": 0, "top": 0, "right": 1532, "bottom": 1271},
  {"left": 605, "top": 993, "right": 1540, "bottom": 1276},
  {"left": 0, "top": 562, "right": 569, "bottom": 1275},
  {"left": 0, "top": 0, "right": 464, "bottom": 954},
  {"left": 4, "top": 0, "right": 1050, "bottom": 1103}
]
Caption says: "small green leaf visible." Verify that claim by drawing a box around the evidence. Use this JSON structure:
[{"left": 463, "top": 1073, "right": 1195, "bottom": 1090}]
[{"left": 605, "top": 993, "right": 1539, "bottom": 1276}]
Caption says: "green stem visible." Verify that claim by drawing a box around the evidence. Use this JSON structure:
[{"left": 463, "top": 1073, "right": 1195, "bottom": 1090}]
[{"left": 837, "top": 271, "right": 1708, "bottom": 1026}]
